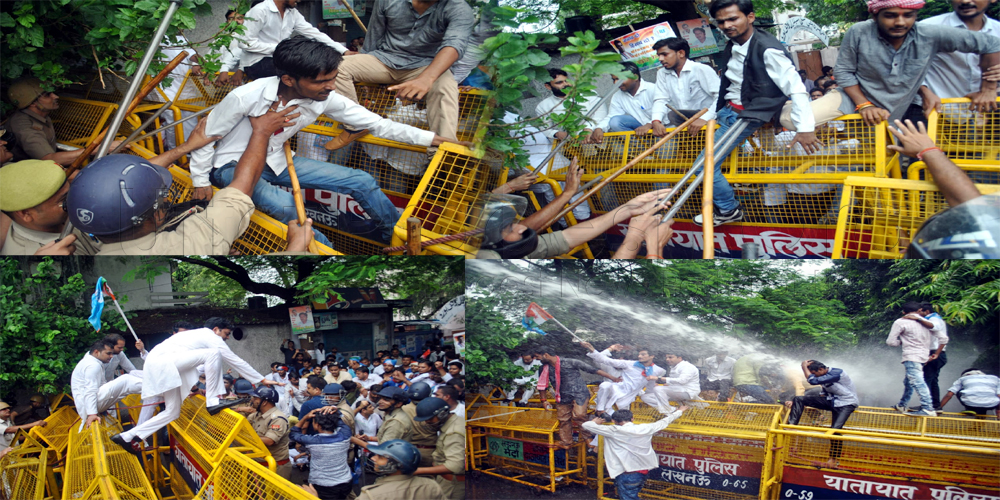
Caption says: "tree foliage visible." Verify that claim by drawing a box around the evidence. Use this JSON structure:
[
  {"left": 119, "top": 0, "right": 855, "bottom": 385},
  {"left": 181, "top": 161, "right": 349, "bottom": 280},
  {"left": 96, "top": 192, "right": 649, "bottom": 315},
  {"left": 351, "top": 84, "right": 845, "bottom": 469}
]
[
  {"left": 1, "top": 258, "right": 129, "bottom": 399},
  {"left": 465, "top": 291, "right": 543, "bottom": 389},
  {"left": 0, "top": 0, "right": 246, "bottom": 115}
]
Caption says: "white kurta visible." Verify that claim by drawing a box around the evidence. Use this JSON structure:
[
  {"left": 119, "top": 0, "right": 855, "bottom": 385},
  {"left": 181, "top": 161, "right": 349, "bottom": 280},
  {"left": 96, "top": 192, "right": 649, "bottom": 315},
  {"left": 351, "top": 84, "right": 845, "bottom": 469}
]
[
  {"left": 71, "top": 353, "right": 142, "bottom": 426},
  {"left": 588, "top": 350, "right": 658, "bottom": 412}
]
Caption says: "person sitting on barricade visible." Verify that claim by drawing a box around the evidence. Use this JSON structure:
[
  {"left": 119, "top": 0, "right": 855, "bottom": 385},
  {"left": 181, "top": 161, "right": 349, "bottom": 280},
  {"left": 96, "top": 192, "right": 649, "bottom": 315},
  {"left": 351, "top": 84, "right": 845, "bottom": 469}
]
[
  {"left": 586, "top": 62, "right": 656, "bottom": 144},
  {"left": 504, "top": 353, "right": 542, "bottom": 407},
  {"left": 66, "top": 109, "right": 316, "bottom": 255},
  {"left": 639, "top": 37, "right": 719, "bottom": 136},
  {"left": 190, "top": 37, "right": 465, "bottom": 245},
  {"left": 330, "top": 0, "right": 474, "bottom": 154}
]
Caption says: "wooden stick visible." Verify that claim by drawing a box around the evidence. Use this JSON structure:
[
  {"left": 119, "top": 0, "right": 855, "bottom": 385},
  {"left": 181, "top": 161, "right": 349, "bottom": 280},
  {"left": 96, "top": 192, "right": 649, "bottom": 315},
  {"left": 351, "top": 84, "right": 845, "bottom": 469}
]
[
  {"left": 538, "top": 109, "right": 708, "bottom": 232},
  {"left": 344, "top": 0, "right": 367, "bottom": 33},
  {"left": 283, "top": 142, "right": 321, "bottom": 253},
  {"left": 702, "top": 119, "right": 716, "bottom": 259},
  {"left": 66, "top": 51, "right": 190, "bottom": 174},
  {"left": 406, "top": 217, "right": 421, "bottom": 255}
]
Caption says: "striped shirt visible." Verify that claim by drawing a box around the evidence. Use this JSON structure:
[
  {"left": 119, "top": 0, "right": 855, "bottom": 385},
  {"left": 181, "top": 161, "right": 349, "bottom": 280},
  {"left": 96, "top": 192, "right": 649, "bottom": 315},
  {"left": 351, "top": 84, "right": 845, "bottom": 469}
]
[
  {"left": 290, "top": 421, "right": 352, "bottom": 487},
  {"left": 948, "top": 374, "right": 1000, "bottom": 408}
]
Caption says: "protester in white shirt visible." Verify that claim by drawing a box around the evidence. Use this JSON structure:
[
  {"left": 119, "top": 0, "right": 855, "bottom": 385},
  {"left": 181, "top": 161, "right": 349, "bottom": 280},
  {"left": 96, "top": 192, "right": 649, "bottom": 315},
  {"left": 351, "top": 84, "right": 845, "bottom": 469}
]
[
  {"left": 703, "top": 351, "right": 736, "bottom": 402},
  {"left": 918, "top": 5, "right": 1000, "bottom": 113},
  {"left": 354, "top": 400, "right": 382, "bottom": 437},
  {"left": 640, "top": 37, "right": 720, "bottom": 137},
  {"left": 353, "top": 366, "right": 383, "bottom": 396},
  {"left": 505, "top": 354, "right": 543, "bottom": 406},
  {"left": 240, "top": 0, "right": 349, "bottom": 79},
  {"left": 189, "top": 38, "right": 459, "bottom": 245},
  {"left": 582, "top": 342, "right": 662, "bottom": 414},
  {"left": 582, "top": 407, "right": 686, "bottom": 500},
  {"left": 646, "top": 351, "right": 701, "bottom": 414},
  {"left": 215, "top": 10, "right": 246, "bottom": 86},
  {"left": 587, "top": 62, "right": 655, "bottom": 144},
  {"left": 71, "top": 339, "right": 143, "bottom": 430}
]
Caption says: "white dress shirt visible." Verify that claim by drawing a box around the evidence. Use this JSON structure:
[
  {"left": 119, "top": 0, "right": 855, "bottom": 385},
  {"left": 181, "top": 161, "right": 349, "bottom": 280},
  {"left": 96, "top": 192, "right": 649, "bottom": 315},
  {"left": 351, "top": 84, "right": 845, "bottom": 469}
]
[
  {"left": 595, "top": 80, "right": 656, "bottom": 130},
  {"left": 104, "top": 351, "right": 138, "bottom": 383},
  {"left": 703, "top": 356, "right": 736, "bottom": 382},
  {"left": 652, "top": 60, "right": 721, "bottom": 122},
  {"left": 723, "top": 33, "right": 814, "bottom": 133},
  {"left": 586, "top": 351, "right": 649, "bottom": 397},
  {"left": 661, "top": 360, "right": 700, "bottom": 398},
  {"left": 581, "top": 411, "right": 684, "bottom": 478},
  {"left": 219, "top": 39, "right": 244, "bottom": 73},
  {"left": 354, "top": 375, "right": 383, "bottom": 391},
  {"left": 534, "top": 94, "right": 609, "bottom": 141},
  {"left": 70, "top": 353, "right": 107, "bottom": 418},
  {"left": 513, "top": 357, "right": 543, "bottom": 384},
  {"left": 188, "top": 77, "right": 435, "bottom": 188},
  {"left": 239, "top": 0, "right": 347, "bottom": 70},
  {"left": 921, "top": 13, "right": 1000, "bottom": 99},
  {"left": 926, "top": 313, "right": 949, "bottom": 352},
  {"left": 356, "top": 412, "right": 382, "bottom": 437}
]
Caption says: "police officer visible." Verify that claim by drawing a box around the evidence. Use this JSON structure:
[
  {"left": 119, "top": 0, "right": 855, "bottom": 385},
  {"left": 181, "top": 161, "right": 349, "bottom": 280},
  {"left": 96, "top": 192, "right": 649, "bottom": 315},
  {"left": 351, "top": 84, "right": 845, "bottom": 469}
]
[
  {"left": 357, "top": 440, "right": 444, "bottom": 500},
  {"left": 352, "top": 387, "right": 412, "bottom": 448},
  {"left": 64, "top": 105, "right": 314, "bottom": 255},
  {"left": 11, "top": 395, "right": 49, "bottom": 426},
  {"left": 401, "top": 382, "right": 438, "bottom": 467},
  {"left": 232, "top": 378, "right": 256, "bottom": 413},
  {"left": 237, "top": 386, "right": 292, "bottom": 479},
  {"left": 6, "top": 78, "right": 90, "bottom": 165},
  {"left": 413, "top": 397, "right": 465, "bottom": 500},
  {"left": 0, "top": 159, "right": 98, "bottom": 255}
]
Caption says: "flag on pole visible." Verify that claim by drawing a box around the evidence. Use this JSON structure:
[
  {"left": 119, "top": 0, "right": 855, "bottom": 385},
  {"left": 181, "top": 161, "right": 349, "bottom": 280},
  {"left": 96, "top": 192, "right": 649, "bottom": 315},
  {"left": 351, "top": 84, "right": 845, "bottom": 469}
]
[
  {"left": 88, "top": 277, "right": 106, "bottom": 332},
  {"left": 522, "top": 302, "right": 554, "bottom": 335}
]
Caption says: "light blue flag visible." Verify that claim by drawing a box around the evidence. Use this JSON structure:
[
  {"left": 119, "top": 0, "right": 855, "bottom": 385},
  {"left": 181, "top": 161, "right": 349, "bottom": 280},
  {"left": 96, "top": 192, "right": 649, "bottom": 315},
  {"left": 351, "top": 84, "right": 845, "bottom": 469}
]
[{"left": 88, "top": 277, "right": 106, "bottom": 332}]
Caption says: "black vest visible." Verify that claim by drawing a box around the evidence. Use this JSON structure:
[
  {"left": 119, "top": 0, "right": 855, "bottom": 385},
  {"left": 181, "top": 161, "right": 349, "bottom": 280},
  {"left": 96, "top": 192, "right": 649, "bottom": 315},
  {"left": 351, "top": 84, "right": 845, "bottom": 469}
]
[{"left": 715, "top": 29, "right": 796, "bottom": 124}]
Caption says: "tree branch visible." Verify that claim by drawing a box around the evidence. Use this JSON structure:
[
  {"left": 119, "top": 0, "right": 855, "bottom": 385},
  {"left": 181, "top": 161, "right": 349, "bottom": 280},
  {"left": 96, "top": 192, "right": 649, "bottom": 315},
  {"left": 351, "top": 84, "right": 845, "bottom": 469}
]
[{"left": 175, "top": 256, "right": 297, "bottom": 302}]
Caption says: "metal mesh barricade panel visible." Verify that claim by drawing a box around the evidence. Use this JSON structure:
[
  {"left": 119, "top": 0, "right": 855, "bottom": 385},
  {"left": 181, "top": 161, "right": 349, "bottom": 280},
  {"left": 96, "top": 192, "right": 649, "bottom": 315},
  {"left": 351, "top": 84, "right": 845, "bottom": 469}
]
[
  {"left": 348, "top": 83, "right": 489, "bottom": 142},
  {"left": 932, "top": 97, "right": 1000, "bottom": 165},
  {"left": 194, "top": 450, "right": 314, "bottom": 499},
  {"left": 62, "top": 419, "right": 157, "bottom": 500},
  {"left": 49, "top": 97, "right": 118, "bottom": 148},
  {"left": 907, "top": 160, "right": 1000, "bottom": 185},
  {"left": 793, "top": 406, "right": 1000, "bottom": 445},
  {"left": 28, "top": 405, "right": 78, "bottom": 460},
  {"left": 832, "top": 177, "right": 1000, "bottom": 258},
  {"left": 0, "top": 433, "right": 48, "bottom": 500},
  {"left": 167, "top": 395, "right": 271, "bottom": 466}
]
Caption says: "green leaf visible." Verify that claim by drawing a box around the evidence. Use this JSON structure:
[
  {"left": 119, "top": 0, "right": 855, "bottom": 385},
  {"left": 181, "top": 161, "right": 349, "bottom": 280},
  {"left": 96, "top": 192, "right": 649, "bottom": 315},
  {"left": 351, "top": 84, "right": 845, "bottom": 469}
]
[{"left": 0, "top": 13, "right": 14, "bottom": 27}]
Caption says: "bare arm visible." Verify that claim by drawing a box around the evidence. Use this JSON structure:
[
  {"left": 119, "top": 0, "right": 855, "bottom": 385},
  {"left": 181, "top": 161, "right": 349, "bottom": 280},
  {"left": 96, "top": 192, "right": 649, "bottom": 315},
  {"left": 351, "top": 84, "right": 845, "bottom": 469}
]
[
  {"left": 388, "top": 48, "right": 460, "bottom": 102},
  {"left": 227, "top": 106, "right": 299, "bottom": 196},
  {"left": 148, "top": 118, "right": 221, "bottom": 167},
  {"left": 888, "top": 120, "right": 980, "bottom": 206},
  {"left": 519, "top": 159, "right": 583, "bottom": 232}
]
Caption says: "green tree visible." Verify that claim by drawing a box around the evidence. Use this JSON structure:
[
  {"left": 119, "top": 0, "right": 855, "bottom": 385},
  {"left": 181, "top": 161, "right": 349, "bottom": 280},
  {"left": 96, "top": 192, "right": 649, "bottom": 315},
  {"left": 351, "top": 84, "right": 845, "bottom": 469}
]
[
  {"left": 1, "top": 0, "right": 246, "bottom": 114},
  {"left": 465, "top": 291, "right": 541, "bottom": 389},
  {"left": 0, "top": 258, "right": 128, "bottom": 399}
]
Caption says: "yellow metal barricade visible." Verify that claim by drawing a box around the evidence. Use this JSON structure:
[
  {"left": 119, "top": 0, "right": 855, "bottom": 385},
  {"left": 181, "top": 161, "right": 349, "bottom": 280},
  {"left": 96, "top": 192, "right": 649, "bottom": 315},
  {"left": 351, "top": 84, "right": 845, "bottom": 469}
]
[
  {"left": 0, "top": 432, "right": 50, "bottom": 500},
  {"left": 468, "top": 405, "right": 588, "bottom": 492},
  {"left": 61, "top": 418, "right": 157, "bottom": 500},
  {"left": 927, "top": 97, "right": 1000, "bottom": 164},
  {"left": 49, "top": 97, "right": 118, "bottom": 149},
  {"left": 393, "top": 143, "right": 506, "bottom": 256},
  {"left": 763, "top": 406, "right": 1000, "bottom": 500},
  {"left": 27, "top": 405, "right": 79, "bottom": 464},
  {"left": 831, "top": 176, "right": 1000, "bottom": 258},
  {"left": 595, "top": 401, "right": 783, "bottom": 500},
  {"left": 194, "top": 449, "right": 314, "bottom": 500}
]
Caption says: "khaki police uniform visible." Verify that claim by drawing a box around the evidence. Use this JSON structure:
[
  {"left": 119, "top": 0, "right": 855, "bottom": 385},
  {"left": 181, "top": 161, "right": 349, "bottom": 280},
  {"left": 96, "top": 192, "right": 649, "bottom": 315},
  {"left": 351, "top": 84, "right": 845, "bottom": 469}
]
[
  {"left": 402, "top": 402, "right": 438, "bottom": 467},
  {"left": 476, "top": 231, "right": 570, "bottom": 259},
  {"left": 96, "top": 187, "right": 254, "bottom": 255},
  {"left": 357, "top": 474, "right": 444, "bottom": 500},
  {"left": 432, "top": 413, "right": 465, "bottom": 500},
  {"left": 376, "top": 407, "right": 413, "bottom": 443},
  {"left": 248, "top": 406, "right": 292, "bottom": 479},
  {"left": 8, "top": 109, "right": 57, "bottom": 162},
  {"left": 1, "top": 221, "right": 99, "bottom": 255},
  {"left": 338, "top": 400, "right": 355, "bottom": 433}
]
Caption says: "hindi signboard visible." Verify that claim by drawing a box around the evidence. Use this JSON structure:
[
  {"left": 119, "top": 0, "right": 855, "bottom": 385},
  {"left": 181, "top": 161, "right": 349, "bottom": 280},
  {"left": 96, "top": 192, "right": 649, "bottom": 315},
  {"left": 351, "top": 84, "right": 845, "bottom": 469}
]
[{"left": 610, "top": 21, "right": 677, "bottom": 71}]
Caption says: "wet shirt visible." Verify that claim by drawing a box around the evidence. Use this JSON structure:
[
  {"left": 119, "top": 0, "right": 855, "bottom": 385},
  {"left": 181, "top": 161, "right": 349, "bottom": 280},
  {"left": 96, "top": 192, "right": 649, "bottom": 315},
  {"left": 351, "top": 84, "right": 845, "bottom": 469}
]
[{"left": 543, "top": 357, "right": 599, "bottom": 406}]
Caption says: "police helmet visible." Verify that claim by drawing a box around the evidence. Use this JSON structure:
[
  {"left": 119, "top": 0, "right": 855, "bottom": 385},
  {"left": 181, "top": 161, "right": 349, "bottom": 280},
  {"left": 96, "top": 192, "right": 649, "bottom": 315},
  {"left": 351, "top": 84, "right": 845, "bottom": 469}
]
[
  {"left": 250, "top": 386, "right": 279, "bottom": 405},
  {"left": 413, "top": 397, "right": 451, "bottom": 422},
  {"left": 906, "top": 193, "right": 1000, "bottom": 259},
  {"left": 223, "top": 373, "right": 235, "bottom": 383},
  {"left": 367, "top": 439, "right": 421, "bottom": 474},
  {"left": 376, "top": 386, "right": 410, "bottom": 403},
  {"left": 322, "top": 383, "right": 344, "bottom": 396},
  {"left": 233, "top": 378, "right": 254, "bottom": 394},
  {"left": 66, "top": 154, "right": 174, "bottom": 235},
  {"left": 407, "top": 381, "right": 433, "bottom": 402},
  {"left": 479, "top": 195, "right": 538, "bottom": 258}
]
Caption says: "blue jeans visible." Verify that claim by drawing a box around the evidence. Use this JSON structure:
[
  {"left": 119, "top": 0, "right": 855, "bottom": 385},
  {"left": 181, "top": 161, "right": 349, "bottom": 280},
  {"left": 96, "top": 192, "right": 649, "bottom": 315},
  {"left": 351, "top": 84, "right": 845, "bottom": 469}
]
[
  {"left": 735, "top": 384, "right": 775, "bottom": 404},
  {"left": 692, "top": 106, "right": 764, "bottom": 212},
  {"left": 607, "top": 114, "right": 643, "bottom": 133},
  {"left": 211, "top": 157, "right": 400, "bottom": 243},
  {"left": 615, "top": 471, "right": 647, "bottom": 500},
  {"left": 899, "top": 361, "right": 933, "bottom": 411}
]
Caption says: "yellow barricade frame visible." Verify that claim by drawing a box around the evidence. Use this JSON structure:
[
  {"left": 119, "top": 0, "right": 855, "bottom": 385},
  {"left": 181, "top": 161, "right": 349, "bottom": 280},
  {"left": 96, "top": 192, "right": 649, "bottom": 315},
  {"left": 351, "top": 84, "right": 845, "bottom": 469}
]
[
  {"left": 167, "top": 395, "right": 274, "bottom": 470},
  {"left": 27, "top": 405, "right": 79, "bottom": 464},
  {"left": 0, "top": 432, "right": 50, "bottom": 500},
  {"left": 194, "top": 449, "right": 316, "bottom": 500},
  {"left": 61, "top": 418, "right": 157, "bottom": 500}
]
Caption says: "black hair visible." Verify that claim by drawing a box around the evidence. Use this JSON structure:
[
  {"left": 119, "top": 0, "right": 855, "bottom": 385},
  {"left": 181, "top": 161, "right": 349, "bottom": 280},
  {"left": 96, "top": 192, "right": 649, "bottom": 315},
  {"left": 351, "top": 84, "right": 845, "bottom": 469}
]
[
  {"left": 693, "top": 27, "right": 706, "bottom": 34},
  {"left": 307, "top": 376, "right": 327, "bottom": 391},
  {"left": 822, "top": 65, "right": 833, "bottom": 74},
  {"left": 530, "top": 345, "right": 556, "bottom": 356},
  {"left": 709, "top": 0, "right": 754, "bottom": 17},
  {"left": 815, "top": 76, "right": 829, "bottom": 88},
  {"left": 289, "top": 371, "right": 300, "bottom": 381},
  {"left": 370, "top": 383, "right": 384, "bottom": 394},
  {"left": 204, "top": 317, "right": 234, "bottom": 331},
  {"left": 173, "top": 321, "right": 196, "bottom": 333},
  {"left": 417, "top": 359, "right": 432, "bottom": 367},
  {"left": 961, "top": 368, "right": 982, "bottom": 376},
  {"left": 447, "top": 360, "right": 463, "bottom": 369},
  {"left": 341, "top": 380, "right": 357, "bottom": 392},
  {"left": 663, "top": 350, "right": 685, "bottom": 360},
  {"left": 392, "top": 367, "right": 407, "bottom": 375},
  {"left": 313, "top": 410, "right": 342, "bottom": 432},
  {"left": 271, "top": 362, "right": 281, "bottom": 369},
  {"left": 702, "top": 380, "right": 721, "bottom": 391},
  {"left": 104, "top": 333, "right": 125, "bottom": 344},
  {"left": 90, "top": 339, "right": 116, "bottom": 354},
  {"left": 920, "top": 302, "right": 934, "bottom": 312},
  {"left": 611, "top": 409, "right": 633, "bottom": 423},
  {"left": 811, "top": 88, "right": 826, "bottom": 96},
  {"left": 620, "top": 61, "right": 640, "bottom": 79},
  {"left": 357, "top": 366, "right": 370, "bottom": 374},
  {"left": 402, "top": 354, "right": 414, "bottom": 360},
  {"left": 902, "top": 301, "right": 923, "bottom": 314},
  {"left": 652, "top": 37, "right": 690, "bottom": 59},
  {"left": 806, "top": 360, "right": 827, "bottom": 372},
  {"left": 547, "top": 68, "right": 568, "bottom": 81},
  {"left": 225, "top": 9, "right": 236, "bottom": 19},
  {"left": 636, "top": 346, "right": 652, "bottom": 356},
  {"left": 273, "top": 36, "right": 343, "bottom": 80},
  {"left": 822, "top": 79, "right": 837, "bottom": 90},
  {"left": 437, "top": 385, "right": 459, "bottom": 400}
]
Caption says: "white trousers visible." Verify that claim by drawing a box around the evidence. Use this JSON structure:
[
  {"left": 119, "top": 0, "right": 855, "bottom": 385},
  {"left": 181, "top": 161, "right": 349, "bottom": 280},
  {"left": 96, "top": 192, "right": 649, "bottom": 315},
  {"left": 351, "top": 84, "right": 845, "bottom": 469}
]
[
  {"left": 596, "top": 382, "right": 640, "bottom": 413},
  {"left": 95, "top": 374, "right": 143, "bottom": 414},
  {"left": 644, "top": 386, "right": 697, "bottom": 412},
  {"left": 504, "top": 384, "right": 536, "bottom": 404}
]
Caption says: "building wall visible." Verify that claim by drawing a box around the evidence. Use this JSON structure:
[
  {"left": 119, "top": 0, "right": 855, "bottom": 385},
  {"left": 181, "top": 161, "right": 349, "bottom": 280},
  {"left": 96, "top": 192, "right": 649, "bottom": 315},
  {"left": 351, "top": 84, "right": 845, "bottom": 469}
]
[{"left": 225, "top": 323, "right": 295, "bottom": 377}]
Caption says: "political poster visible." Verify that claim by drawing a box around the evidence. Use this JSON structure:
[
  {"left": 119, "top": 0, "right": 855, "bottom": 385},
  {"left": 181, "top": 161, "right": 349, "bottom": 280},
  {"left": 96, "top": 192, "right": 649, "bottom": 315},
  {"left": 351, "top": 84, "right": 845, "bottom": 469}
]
[
  {"left": 676, "top": 18, "right": 722, "bottom": 58},
  {"left": 610, "top": 21, "right": 677, "bottom": 71},
  {"left": 289, "top": 305, "right": 316, "bottom": 335},
  {"left": 323, "top": 0, "right": 364, "bottom": 20}
]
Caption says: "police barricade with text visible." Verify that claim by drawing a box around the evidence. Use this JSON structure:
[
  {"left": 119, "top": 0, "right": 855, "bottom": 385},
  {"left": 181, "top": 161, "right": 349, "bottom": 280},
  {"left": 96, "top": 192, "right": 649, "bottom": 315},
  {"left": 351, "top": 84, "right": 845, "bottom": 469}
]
[
  {"left": 193, "top": 448, "right": 315, "bottom": 500},
  {"left": 467, "top": 404, "right": 588, "bottom": 493},
  {"left": 764, "top": 405, "right": 1000, "bottom": 500},
  {"left": 595, "top": 401, "right": 784, "bottom": 500},
  {"left": 61, "top": 417, "right": 158, "bottom": 500},
  {"left": 543, "top": 117, "right": 885, "bottom": 258},
  {"left": 0, "top": 429, "right": 52, "bottom": 500},
  {"left": 166, "top": 395, "right": 275, "bottom": 500},
  {"left": 831, "top": 176, "right": 1000, "bottom": 259}
]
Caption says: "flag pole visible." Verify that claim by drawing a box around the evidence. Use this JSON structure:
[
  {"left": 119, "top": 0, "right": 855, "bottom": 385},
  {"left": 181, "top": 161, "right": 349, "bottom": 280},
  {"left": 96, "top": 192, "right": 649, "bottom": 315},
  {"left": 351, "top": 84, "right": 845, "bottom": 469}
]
[
  {"left": 104, "top": 283, "right": 141, "bottom": 343},
  {"left": 547, "top": 316, "right": 583, "bottom": 342}
]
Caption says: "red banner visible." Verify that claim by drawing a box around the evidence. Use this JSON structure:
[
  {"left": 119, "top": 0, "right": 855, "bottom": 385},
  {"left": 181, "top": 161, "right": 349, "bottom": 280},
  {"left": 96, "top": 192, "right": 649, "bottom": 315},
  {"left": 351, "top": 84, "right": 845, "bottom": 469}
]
[
  {"left": 608, "top": 221, "right": 837, "bottom": 258},
  {"left": 781, "top": 466, "right": 1000, "bottom": 500}
]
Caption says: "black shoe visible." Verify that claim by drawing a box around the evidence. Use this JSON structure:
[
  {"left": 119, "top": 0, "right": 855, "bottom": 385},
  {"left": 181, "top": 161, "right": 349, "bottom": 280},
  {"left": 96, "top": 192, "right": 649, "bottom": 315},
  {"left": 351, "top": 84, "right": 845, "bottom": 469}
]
[
  {"left": 206, "top": 397, "right": 247, "bottom": 416},
  {"left": 693, "top": 203, "right": 744, "bottom": 227},
  {"left": 110, "top": 433, "right": 142, "bottom": 459}
]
